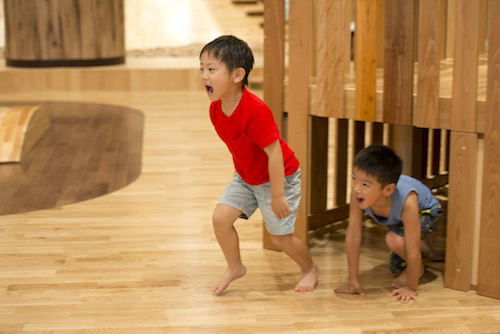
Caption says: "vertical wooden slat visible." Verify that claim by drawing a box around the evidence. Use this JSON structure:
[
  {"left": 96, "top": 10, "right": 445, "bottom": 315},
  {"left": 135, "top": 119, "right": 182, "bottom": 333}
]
[
  {"left": 446, "top": 0, "right": 456, "bottom": 58},
  {"left": 445, "top": 132, "right": 477, "bottom": 291},
  {"left": 262, "top": 0, "right": 285, "bottom": 250},
  {"left": 316, "top": 0, "right": 348, "bottom": 118},
  {"left": 372, "top": 122, "right": 384, "bottom": 145},
  {"left": 477, "top": 0, "right": 489, "bottom": 54},
  {"left": 431, "top": 129, "right": 441, "bottom": 176},
  {"left": 354, "top": 0, "right": 378, "bottom": 122},
  {"left": 411, "top": 128, "right": 428, "bottom": 180},
  {"left": 354, "top": 121, "right": 366, "bottom": 155},
  {"left": 450, "top": 0, "right": 480, "bottom": 133},
  {"left": 310, "top": 116, "right": 328, "bottom": 214},
  {"left": 288, "top": 0, "right": 311, "bottom": 244},
  {"left": 415, "top": 0, "right": 443, "bottom": 128},
  {"left": 478, "top": 0, "right": 500, "bottom": 299},
  {"left": 336, "top": 119, "right": 349, "bottom": 206},
  {"left": 383, "top": 0, "right": 415, "bottom": 126}
]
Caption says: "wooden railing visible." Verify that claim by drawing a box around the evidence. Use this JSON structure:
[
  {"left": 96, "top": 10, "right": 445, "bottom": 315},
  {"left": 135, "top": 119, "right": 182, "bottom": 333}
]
[{"left": 262, "top": 0, "right": 499, "bottom": 299}]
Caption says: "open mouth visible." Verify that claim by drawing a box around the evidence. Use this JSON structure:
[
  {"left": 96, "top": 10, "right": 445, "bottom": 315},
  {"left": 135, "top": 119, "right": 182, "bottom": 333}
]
[
  {"left": 205, "top": 85, "right": 213, "bottom": 94},
  {"left": 356, "top": 196, "right": 365, "bottom": 205}
]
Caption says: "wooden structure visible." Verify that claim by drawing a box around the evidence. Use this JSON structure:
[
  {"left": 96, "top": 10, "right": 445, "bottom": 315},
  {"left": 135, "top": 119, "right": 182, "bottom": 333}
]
[
  {"left": 0, "top": 106, "right": 50, "bottom": 163},
  {"left": 3, "top": 0, "right": 125, "bottom": 67},
  {"left": 262, "top": 0, "right": 499, "bottom": 299}
]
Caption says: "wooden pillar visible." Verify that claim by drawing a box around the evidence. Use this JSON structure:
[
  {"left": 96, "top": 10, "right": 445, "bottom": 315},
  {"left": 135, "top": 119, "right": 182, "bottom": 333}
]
[
  {"left": 477, "top": 0, "right": 500, "bottom": 299},
  {"left": 354, "top": 0, "right": 378, "bottom": 122},
  {"left": 4, "top": 0, "right": 125, "bottom": 67},
  {"left": 445, "top": 132, "right": 478, "bottom": 291},
  {"left": 263, "top": 0, "right": 285, "bottom": 250},
  {"left": 288, "top": 0, "right": 312, "bottom": 244},
  {"left": 383, "top": 0, "right": 415, "bottom": 126}
]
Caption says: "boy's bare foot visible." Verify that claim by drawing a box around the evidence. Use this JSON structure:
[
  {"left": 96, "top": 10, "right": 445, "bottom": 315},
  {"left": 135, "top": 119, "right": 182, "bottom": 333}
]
[
  {"left": 421, "top": 239, "right": 445, "bottom": 262},
  {"left": 294, "top": 264, "right": 320, "bottom": 292},
  {"left": 391, "top": 266, "right": 424, "bottom": 288},
  {"left": 213, "top": 265, "right": 246, "bottom": 295}
]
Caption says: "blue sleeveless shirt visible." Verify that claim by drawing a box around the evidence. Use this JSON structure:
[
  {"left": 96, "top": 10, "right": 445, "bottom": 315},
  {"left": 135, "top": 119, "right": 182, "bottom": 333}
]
[{"left": 364, "top": 175, "right": 441, "bottom": 227}]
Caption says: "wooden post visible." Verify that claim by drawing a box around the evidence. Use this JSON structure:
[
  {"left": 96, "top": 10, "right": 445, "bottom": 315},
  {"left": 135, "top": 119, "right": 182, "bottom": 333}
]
[
  {"left": 354, "top": 0, "right": 378, "bottom": 122},
  {"left": 263, "top": 0, "right": 285, "bottom": 250},
  {"left": 445, "top": 132, "right": 477, "bottom": 291},
  {"left": 383, "top": 0, "right": 415, "bottom": 126},
  {"left": 478, "top": 0, "right": 500, "bottom": 299},
  {"left": 288, "top": 0, "right": 312, "bottom": 244}
]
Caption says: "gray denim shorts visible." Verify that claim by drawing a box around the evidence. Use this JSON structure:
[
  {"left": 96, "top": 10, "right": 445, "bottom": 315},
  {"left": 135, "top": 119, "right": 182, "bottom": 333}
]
[{"left": 218, "top": 168, "right": 302, "bottom": 235}]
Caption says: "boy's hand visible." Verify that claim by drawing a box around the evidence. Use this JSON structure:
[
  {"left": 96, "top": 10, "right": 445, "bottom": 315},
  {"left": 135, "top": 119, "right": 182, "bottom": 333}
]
[
  {"left": 272, "top": 195, "right": 292, "bottom": 219},
  {"left": 335, "top": 282, "right": 365, "bottom": 296},
  {"left": 392, "top": 287, "right": 417, "bottom": 303}
]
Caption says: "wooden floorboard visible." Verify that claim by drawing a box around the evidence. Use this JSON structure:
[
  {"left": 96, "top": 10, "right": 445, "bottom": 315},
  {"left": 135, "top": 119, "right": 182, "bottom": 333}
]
[
  {"left": 0, "top": 91, "right": 498, "bottom": 333},
  {"left": 0, "top": 101, "right": 144, "bottom": 215}
]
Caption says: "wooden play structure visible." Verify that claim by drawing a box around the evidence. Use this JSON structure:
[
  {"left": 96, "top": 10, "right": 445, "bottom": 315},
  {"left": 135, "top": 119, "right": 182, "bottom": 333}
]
[
  {"left": 262, "top": 0, "right": 499, "bottom": 299},
  {"left": 0, "top": 106, "right": 51, "bottom": 163}
]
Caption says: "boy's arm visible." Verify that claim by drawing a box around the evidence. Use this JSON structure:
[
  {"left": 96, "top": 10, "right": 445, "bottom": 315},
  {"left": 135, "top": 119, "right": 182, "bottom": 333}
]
[
  {"left": 336, "top": 192, "right": 365, "bottom": 295},
  {"left": 393, "top": 192, "right": 422, "bottom": 302},
  {"left": 263, "top": 140, "right": 292, "bottom": 219}
]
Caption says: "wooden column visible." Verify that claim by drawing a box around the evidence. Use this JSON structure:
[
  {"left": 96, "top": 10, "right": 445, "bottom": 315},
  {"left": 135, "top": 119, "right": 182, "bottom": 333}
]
[
  {"left": 263, "top": 0, "right": 285, "bottom": 250},
  {"left": 4, "top": 0, "right": 125, "bottom": 67},
  {"left": 415, "top": 0, "right": 443, "bottom": 128},
  {"left": 450, "top": 0, "right": 480, "bottom": 132},
  {"left": 383, "top": 0, "right": 415, "bottom": 126},
  {"left": 288, "top": 0, "right": 312, "bottom": 244},
  {"left": 354, "top": 0, "right": 378, "bottom": 122},
  {"left": 478, "top": 0, "right": 500, "bottom": 299},
  {"left": 316, "top": 0, "right": 349, "bottom": 118},
  {"left": 445, "top": 132, "right": 477, "bottom": 291}
]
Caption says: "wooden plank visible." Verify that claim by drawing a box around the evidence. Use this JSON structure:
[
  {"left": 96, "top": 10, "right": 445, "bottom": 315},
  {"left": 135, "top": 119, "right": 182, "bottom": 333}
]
[
  {"left": 415, "top": 0, "right": 443, "bottom": 128},
  {"left": 445, "top": 132, "right": 477, "bottom": 291},
  {"left": 450, "top": 0, "right": 480, "bottom": 132},
  {"left": 478, "top": 0, "right": 500, "bottom": 299},
  {"left": 316, "top": 0, "right": 347, "bottom": 118},
  {"left": 336, "top": 119, "right": 349, "bottom": 205},
  {"left": 354, "top": 0, "right": 378, "bottom": 122},
  {"left": 263, "top": 0, "right": 285, "bottom": 250},
  {"left": 288, "top": 0, "right": 312, "bottom": 244},
  {"left": 382, "top": 0, "right": 415, "bottom": 126},
  {"left": 310, "top": 117, "right": 328, "bottom": 214},
  {"left": 411, "top": 127, "right": 428, "bottom": 180}
]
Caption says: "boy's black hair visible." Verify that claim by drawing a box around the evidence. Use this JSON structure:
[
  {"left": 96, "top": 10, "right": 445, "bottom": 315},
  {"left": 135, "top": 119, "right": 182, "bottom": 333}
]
[
  {"left": 353, "top": 144, "right": 403, "bottom": 187},
  {"left": 200, "top": 35, "right": 254, "bottom": 86}
]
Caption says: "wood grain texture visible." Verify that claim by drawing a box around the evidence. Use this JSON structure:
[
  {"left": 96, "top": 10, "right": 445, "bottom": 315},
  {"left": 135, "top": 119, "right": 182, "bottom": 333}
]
[
  {"left": 0, "top": 91, "right": 498, "bottom": 333},
  {"left": 316, "top": 0, "right": 348, "bottom": 118},
  {"left": 0, "top": 106, "right": 50, "bottom": 163},
  {"left": 354, "top": 0, "right": 378, "bottom": 122},
  {"left": 445, "top": 132, "right": 477, "bottom": 291},
  {"left": 262, "top": 0, "right": 285, "bottom": 250},
  {"left": 450, "top": 0, "right": 480, "bottom": 132},
  {"left": 415, "top": 0, "right": 443, "bottom": 128},
  {"left": 287, "top": 0, "right": 312, "bottom": 243},
  {"left": 478, "top": 0, "right": 500, "bottom": 300},
  {"left": 0, "top": 101, "right": 144, "bottom": 215},
  {"left": 382, "top": 0, "right": 415, "bottom": 126},
  {"left": 4, "top": 0, "right": 124, "bottom": 62}
]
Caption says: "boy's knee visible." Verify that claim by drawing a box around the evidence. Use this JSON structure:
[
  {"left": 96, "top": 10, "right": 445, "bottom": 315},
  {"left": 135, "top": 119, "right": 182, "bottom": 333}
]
[
  {"left": 269, "top": 234, "right": 291, "bottom": 249},
  {"left": 385, "top": 231, "right": 403, "bottom": 247}
]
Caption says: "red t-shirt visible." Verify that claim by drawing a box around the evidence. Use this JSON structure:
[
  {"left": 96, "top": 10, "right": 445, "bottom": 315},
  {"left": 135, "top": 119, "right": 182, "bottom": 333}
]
[{"left": 210, "top": 88, "right": 299, "bottom": 185}]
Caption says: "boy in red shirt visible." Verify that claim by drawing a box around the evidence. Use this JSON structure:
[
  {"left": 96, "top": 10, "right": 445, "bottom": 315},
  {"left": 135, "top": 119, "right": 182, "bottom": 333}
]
[{"left": 200, "top": 35, "right": 319, "bottom": 295}]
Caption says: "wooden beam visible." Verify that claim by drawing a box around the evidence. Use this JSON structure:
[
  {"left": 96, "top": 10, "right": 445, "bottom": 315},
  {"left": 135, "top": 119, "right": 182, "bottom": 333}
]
[
  {"left": 478, "top": 0, "right": 500, "bottom": 299},
  {"left": 445, "top": 132, "right": 477, "bottom": 291},
  {"left": 354, "top": 0, "right": 378, "bottom": 122},
  {"left": 415, "top": 0, "right": 443, "bottom": 128},
  {"left": 383, "top": 0, "right": 415, "bottom": 126},
  {"left": 450, "top": 0, "right": 480, "bottom": 132},
  {"left": 288, "top": 0, "right": 312, "bottom": 244},
  {"left": 316, "top": 0, "right": 348, "bottom": 118}
]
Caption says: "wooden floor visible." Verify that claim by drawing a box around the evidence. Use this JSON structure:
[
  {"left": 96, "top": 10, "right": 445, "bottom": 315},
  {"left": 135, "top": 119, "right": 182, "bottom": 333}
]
[
  {"left": 0, "top": 90, "right": 499, "bottom": 333},
  {"left": 0, "top": 101, "right": 143, "bottom": 215}
]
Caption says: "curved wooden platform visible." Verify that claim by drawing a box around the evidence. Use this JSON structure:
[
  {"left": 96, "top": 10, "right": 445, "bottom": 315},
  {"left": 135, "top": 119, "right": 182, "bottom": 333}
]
[
  {"left": 0, "top": 101, "right": 144, "bottom": 215},
  {"left": 0, "top": 105, "right": 51, "bottom": 163}
]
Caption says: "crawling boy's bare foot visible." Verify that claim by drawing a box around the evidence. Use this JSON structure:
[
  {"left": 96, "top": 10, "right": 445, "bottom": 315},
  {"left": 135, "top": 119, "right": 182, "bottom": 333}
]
[
  {"left": 391, "top": 266, "right": 424, "bottom": 288},
  {"left": 213, "top": 265, "right": 246, "bottom": 295},
  {"left": 294, "top": 264, "right": 320, "bottom": 292}
]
